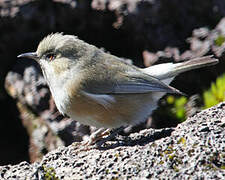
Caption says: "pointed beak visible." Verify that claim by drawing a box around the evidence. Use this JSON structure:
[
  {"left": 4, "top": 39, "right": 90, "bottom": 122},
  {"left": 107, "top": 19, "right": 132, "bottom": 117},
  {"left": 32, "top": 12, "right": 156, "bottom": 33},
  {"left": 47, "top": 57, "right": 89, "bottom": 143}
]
[{"left": 17, "top": 52, "right": 38, "bottom": 60}]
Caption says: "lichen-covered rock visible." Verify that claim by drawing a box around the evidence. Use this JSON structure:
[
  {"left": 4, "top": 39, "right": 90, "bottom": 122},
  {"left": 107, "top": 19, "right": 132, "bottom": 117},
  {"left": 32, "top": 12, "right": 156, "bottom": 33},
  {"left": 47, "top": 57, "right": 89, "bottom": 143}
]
[{"left": 0, "top": 103, "right": 224, "bottom": 179}]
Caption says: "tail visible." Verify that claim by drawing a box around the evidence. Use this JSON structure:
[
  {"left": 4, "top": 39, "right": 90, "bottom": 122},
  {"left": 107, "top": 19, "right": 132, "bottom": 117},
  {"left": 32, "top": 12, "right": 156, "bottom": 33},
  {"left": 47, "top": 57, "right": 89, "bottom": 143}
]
[{"left": 142, "top": 55, "right": 219, "bottom": 80}]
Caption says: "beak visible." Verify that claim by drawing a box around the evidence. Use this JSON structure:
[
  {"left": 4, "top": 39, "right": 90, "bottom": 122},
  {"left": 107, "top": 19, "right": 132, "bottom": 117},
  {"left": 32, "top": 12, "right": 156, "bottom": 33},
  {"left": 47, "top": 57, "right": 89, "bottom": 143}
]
[{"left": 17, "top": 52, "right": 38, "bottom": 60}]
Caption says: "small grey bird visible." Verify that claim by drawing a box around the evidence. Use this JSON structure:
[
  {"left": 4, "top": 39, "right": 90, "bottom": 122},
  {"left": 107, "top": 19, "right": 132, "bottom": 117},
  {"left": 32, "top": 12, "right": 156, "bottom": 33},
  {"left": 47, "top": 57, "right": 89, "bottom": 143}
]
[{"left": 18, "top": 33, "right": 218, "bottom": 144}]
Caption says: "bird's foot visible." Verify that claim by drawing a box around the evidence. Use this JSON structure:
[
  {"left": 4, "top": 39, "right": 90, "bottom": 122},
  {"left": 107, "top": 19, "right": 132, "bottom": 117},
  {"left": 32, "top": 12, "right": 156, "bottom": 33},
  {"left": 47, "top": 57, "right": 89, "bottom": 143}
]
[{"left": 82, "top": 128, "right": 110, "bottom": 146}]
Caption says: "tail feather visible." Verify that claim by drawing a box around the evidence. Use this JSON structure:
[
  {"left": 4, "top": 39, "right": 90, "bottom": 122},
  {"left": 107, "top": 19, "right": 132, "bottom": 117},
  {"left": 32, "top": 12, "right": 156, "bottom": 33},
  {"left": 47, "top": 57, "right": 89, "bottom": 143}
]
[
  {"left": 142, "top": 55, "right": 219, "bottom": 80},
  {"left": 175, "top": 55, "right": 218, "bottom": 74}
]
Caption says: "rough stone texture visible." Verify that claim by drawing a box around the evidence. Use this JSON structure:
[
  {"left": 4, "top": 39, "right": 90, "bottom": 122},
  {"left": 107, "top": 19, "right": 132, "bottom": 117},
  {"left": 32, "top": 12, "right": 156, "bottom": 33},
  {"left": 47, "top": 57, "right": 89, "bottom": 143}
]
[
  {"left": 1, "top": 0, "right": 225, "bottom": 164},
  {"left": 0, "top": 103, "right": 225, "bottom": 179}
]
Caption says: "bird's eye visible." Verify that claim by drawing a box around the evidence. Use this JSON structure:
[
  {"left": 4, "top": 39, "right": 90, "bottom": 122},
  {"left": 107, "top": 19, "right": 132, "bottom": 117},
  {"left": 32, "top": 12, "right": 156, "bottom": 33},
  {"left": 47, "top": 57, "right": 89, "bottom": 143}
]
[{"left": 46, "top": 53, "right": 56, "bottom": 61}]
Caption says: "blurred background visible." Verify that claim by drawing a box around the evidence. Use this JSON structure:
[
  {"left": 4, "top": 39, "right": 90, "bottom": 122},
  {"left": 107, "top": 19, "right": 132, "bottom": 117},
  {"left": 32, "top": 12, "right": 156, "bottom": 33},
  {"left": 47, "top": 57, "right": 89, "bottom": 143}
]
[{"left": 0, "top": 0, "right": 225, "bottom": 165}]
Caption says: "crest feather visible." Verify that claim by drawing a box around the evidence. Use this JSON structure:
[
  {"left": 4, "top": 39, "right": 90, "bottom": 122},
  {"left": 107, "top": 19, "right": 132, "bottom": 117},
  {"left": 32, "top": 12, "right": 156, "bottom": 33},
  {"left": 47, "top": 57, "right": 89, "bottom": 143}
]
[{"left": 37, "top": 33, "right": 79, "bottom": 57}]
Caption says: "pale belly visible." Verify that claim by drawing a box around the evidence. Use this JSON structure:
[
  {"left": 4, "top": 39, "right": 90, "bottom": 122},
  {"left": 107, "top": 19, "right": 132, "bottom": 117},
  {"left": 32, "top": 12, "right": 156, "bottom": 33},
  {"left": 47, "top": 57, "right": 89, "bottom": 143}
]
[{"left": 66, "top": 92, "right": 166, "bottom": 128}]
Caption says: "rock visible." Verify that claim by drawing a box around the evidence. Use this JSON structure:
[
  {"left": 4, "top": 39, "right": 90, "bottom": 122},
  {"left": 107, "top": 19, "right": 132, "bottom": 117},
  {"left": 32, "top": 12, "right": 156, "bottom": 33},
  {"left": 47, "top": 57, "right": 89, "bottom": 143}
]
[
  {"left": 143, "top": 18, "right": 225, "bottom": 65},
  {"left": 0, "top": 103, "right": 225, "bottom": 179}
]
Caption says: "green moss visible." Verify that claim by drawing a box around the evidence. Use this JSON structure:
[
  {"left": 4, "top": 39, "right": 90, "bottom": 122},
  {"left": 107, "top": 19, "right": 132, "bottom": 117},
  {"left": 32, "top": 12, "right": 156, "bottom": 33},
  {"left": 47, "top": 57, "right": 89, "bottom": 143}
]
[
  {"left": 172, "top": 165, "right": 179, "bottom": 172},
  {"left": 164, "top": 146, "right": 175, "bottom": 155},
  {"left": 168, "top": 154, "right": 175, "bottom": 160},
  {"left": 214, "top": 35, "right": 225, "bottom": 46},
  {"left": 159, "top": 160, "right": 164, "bottom": 165},
  {"left": 42, "top": 165, "right": 59, "bottom": 180},
  {"left": 178, "top": 137, "right": 186, "bottom": 146}
]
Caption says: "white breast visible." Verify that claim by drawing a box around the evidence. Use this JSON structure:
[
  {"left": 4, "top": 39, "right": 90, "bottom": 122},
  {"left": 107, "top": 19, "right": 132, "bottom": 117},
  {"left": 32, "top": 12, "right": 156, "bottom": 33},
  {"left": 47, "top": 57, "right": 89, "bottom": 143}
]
[{"left": 39, "top": 60, "right": 70, "bottom": 115}]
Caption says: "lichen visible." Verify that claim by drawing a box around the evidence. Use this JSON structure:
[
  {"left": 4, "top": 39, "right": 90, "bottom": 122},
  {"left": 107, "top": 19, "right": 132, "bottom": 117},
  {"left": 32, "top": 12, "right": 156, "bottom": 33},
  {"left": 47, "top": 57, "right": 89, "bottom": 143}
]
[
  {"left": 42, "top": 165, "right": 59, "bottom": 180},
  {"left": 178, "top": 137, "right": 186, "bottom": 146}
]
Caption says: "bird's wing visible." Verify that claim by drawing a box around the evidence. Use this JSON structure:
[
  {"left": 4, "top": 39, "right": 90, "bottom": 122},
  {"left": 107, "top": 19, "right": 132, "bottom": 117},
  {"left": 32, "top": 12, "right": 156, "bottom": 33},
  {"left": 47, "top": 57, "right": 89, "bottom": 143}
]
[{"left": 82, "top": 69, "right": 184, "bottom": 95}]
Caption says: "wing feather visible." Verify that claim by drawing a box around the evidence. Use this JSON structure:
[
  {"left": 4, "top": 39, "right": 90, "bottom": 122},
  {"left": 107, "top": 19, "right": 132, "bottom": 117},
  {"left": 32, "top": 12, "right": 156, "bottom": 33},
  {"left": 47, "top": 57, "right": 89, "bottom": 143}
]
[{"left": 83, "top": 71, "right": 184, "bottom": 95}]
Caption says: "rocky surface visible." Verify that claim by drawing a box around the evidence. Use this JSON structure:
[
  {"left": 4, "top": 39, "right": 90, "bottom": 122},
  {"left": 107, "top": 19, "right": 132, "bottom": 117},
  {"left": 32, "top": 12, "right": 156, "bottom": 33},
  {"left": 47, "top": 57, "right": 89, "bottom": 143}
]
[
  {"left": 0, "top": 102, "right": 225, "bottom": 179},
  {"left": 1, "top": 0, "right": 225, "bottom": 165}
]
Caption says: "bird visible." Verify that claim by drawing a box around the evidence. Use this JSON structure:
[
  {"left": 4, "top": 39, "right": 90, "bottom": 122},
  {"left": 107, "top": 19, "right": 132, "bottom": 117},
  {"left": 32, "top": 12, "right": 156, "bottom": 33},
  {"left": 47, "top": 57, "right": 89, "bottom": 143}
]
[{"left": 18, "top": 33, "right": 218, "bottom": 145}]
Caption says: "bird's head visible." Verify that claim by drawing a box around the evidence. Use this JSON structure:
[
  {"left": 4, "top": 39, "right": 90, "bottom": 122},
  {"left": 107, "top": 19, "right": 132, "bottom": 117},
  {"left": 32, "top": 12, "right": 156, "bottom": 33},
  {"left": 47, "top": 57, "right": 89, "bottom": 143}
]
[{"left": 18, "top": 33, "right": 93, "bottom": 75}]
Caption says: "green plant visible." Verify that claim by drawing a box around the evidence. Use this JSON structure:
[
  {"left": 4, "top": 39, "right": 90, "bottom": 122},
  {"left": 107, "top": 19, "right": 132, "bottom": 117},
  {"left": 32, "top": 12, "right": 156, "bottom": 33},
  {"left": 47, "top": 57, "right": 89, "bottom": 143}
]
[
  {"left": 214, "top": 35, "right": 225, "bottom": 46},
  {"left": 166, "top": 95, "right": 188, "bottom": 122},
  {"left": 156, "top": 74, "right": 225, "bottom": 125},
  {"left": 203, "top": 74, "right": 225, "bottom": 109}
]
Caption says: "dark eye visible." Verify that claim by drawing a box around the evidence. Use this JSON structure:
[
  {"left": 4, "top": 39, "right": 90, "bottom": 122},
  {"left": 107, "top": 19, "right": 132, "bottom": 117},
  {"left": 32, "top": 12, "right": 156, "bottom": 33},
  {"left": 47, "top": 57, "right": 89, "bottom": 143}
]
[{"left": 46, "top": 53, "right": 56, "bottom": 61}]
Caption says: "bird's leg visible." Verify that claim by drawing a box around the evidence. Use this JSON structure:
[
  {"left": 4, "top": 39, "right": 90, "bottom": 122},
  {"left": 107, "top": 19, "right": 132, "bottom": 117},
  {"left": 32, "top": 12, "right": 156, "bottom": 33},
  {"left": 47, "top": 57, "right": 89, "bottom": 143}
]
[
  {"left": 78, "top": 127, "right": 126, "bottom": 151},
  {"left": 72, "top": 127, "right": 125, "bottom": 152},
  {"left": 96, "top": 126, "right": 125, "bottom": 147},
  {"left": 82, "top": 128, "right": 110, "bottom": 146}
]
